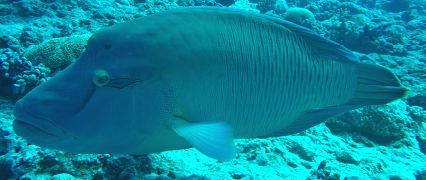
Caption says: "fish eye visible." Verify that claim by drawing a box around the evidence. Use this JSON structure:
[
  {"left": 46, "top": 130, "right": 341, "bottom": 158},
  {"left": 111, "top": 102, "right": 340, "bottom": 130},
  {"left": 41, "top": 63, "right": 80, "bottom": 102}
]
[{"left": 93, "top": 70, "right": 110, "bottom": 87}]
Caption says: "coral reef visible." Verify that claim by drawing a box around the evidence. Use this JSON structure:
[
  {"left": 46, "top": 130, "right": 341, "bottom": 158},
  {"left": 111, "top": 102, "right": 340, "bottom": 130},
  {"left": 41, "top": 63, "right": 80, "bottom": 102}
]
[
  {"left": 0, "top": 0, "right": 425, "bottom": 179},
  {"left": 23, "top": 34, "right": 90, "bottom": 69},
  {"left": 0, "top": 48, "right": 51, "bottom": 98},
  {"left": 284, "top": 7, "right": 314, "bottom": 24}
]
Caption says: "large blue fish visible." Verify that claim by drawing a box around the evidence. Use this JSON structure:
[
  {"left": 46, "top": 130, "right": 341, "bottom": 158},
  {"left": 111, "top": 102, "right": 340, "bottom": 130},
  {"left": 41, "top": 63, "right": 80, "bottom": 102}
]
[{"left": 12, "top": 7, "right": 408, "bottom": 161}]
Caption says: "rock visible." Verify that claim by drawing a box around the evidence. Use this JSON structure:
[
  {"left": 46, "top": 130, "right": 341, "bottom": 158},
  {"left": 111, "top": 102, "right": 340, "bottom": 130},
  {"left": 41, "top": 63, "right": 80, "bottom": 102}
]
[{"left": 51, "top": 173, "right": 75, "bottom": 180}]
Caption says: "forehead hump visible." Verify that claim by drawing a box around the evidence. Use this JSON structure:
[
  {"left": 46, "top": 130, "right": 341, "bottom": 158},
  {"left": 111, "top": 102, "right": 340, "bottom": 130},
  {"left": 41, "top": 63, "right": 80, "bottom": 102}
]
[{"left": 86, "top": 22, "right": 144, "bottom": 52}]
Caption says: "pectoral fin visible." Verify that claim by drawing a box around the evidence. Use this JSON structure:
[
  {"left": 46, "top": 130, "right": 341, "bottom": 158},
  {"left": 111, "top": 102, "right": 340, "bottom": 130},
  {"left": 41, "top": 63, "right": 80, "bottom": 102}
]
[{"left": 169, "top": 118, "right": 236, "bottom": 161}]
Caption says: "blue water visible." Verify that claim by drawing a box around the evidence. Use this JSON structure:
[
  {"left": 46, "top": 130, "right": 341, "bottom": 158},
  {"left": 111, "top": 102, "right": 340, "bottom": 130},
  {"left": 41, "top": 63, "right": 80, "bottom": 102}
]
[{"left": 0, "top": 0, "right": 425, "bottom": 179}]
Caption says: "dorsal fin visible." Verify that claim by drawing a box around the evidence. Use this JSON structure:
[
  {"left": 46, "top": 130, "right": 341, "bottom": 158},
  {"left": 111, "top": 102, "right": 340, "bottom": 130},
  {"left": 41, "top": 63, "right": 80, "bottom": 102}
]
[{"left": 177, "top": 6, "right": 359, "bottom": 63}]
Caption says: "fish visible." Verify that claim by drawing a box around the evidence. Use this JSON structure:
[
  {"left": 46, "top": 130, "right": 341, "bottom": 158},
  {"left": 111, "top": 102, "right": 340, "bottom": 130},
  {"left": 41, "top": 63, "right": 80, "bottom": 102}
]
[{"left": 12, "top": 7, "right": 408, "bottom": 161}]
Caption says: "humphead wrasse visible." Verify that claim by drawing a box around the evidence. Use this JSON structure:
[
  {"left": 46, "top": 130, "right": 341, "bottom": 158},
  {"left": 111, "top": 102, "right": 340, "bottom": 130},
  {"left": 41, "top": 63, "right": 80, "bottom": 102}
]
[{"left": 13, "top": 7, "right": 408, "bottom": 161}]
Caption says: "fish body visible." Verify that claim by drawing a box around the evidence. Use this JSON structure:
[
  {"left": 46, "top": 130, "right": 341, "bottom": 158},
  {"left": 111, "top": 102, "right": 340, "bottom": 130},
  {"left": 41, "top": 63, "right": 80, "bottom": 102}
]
[{"left": 13, "top": 7, "right": 408, "bottom": 161}]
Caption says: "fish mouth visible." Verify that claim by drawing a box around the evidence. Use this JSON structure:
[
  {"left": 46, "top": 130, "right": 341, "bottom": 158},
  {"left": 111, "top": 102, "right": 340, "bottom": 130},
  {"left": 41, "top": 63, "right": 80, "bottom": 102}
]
[{"left": 13, "top": 100, "right": 71, "bottom": 144}]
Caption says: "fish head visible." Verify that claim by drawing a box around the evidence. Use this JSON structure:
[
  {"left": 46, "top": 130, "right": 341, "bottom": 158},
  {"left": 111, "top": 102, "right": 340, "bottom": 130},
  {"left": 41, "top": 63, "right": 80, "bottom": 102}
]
[{"left": 13, "top": 23, "right": 173, "bottom": 154}]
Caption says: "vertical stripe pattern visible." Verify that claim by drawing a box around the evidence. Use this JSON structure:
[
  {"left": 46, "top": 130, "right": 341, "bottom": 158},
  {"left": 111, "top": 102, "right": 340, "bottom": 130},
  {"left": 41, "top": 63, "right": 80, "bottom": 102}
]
[{"left": 207, "top": 12, "right": 357, "bottom": 137}]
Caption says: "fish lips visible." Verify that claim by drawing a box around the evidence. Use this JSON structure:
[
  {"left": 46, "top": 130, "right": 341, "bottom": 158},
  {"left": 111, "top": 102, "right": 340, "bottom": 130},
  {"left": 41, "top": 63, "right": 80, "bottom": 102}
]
[{"left": 13, "top": 100, "right": 72, "bottom": 145}]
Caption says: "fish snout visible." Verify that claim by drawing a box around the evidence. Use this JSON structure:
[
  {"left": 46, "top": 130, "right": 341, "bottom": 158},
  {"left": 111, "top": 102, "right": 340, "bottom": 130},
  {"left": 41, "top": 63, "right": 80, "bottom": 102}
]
[{"left": 13, "top": 99, "right": 71, "bottom": 144}]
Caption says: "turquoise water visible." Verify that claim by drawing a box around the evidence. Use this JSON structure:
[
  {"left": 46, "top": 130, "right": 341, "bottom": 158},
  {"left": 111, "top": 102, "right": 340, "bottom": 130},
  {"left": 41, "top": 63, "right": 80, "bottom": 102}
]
[{"left": 0, "top": 0, "right": 426, "bottom": 179}]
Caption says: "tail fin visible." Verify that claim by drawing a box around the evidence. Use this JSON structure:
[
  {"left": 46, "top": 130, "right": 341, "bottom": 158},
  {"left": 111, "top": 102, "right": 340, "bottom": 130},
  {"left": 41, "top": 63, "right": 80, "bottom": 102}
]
[{"left": 345, "top": 62, "right": 409, "bottom": 106}]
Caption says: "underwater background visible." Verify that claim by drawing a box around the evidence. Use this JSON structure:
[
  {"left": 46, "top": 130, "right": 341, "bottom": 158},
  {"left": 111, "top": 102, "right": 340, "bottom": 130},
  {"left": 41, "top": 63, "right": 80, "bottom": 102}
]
[{"left": 0, "top": 0, "right": 426, "bottom": 179}]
